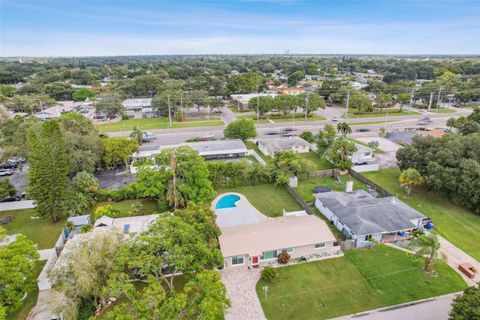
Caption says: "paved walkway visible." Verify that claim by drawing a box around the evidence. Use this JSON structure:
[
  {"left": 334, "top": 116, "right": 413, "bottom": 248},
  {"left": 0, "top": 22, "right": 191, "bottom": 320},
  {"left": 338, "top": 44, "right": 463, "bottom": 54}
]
[
  {"left": 332, "top": 292, "right": 461, "bottom": 320},
  {"left": 438, "top": 236, "right": 480, "bottom": 286},
  {"left": 221, "top": 106, "right": 238, "bottom": 124},
  {"left": 221, "top": 268, "right": 266, "bottom": 320},
  {"left": 0, "top": 200, "right": 35, "bottom": 211}
]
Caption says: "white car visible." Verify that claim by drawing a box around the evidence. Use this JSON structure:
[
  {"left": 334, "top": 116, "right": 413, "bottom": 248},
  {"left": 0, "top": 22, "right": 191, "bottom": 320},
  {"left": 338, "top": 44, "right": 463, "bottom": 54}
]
[{"left": 332, "top": 116, "right": 339, "bottom": 122}]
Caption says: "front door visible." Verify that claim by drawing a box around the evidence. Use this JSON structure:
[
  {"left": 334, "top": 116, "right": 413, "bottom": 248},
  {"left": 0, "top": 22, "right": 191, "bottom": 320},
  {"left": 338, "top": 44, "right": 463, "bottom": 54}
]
[{"left": 252, "top": 256, "right": 259, "bottom": 265}]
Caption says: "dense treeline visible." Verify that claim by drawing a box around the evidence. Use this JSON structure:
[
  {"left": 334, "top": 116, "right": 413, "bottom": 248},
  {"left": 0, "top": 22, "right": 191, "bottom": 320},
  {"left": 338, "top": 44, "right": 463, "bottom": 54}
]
[{"left": 397, "top": 108, "right": 480, "bottom": 214}]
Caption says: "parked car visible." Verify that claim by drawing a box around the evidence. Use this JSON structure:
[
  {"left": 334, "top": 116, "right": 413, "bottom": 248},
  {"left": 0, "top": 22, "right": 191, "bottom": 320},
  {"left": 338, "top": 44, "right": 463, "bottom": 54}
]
[
  {"left": 199, "top": 133, "right": 215, "bottom": 141},
  {"left": 332, "top": 116, "right": 339, "bottom": 122},
  {"left": 142, "top": 132, "right": 155, "bottom": 143},
  {"left": 0, "top": 169, "right": 14, "bottom": 176},
  {"left": 281, "top": 128, "right": 297, "bottom": 137},
  {"left": 356, "top": 128, "right": 370, "bottom": 132},
  {"left": 0, "top": 196, "right": 21, "bottom": 203},
  {"left": 266, "top": 131, "right": 280, "bottom": 135}
]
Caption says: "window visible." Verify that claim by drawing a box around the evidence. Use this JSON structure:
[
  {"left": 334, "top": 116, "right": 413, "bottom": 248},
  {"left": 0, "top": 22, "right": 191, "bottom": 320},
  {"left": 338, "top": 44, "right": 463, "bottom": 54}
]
[
  {"left": 260, "top": 250, "right": 278, "bottom": 260},
  {"left": 365, "top": 235, "right": 372, "bottom": 241},
  {"left": 231, "top": 255, "right": 244, "bottom": 265},
  {"left": 281, "top": 248, "right": 294, "bottom": 254},
  {"left": 315, "top": 243, "right": 326, "bottom": 249}
]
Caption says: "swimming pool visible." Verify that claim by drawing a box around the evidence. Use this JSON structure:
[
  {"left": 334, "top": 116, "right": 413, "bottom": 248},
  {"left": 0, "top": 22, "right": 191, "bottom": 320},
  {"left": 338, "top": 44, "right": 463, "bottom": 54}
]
[{"left": 215, "top": 194, "right": 241, "bottom": 209}]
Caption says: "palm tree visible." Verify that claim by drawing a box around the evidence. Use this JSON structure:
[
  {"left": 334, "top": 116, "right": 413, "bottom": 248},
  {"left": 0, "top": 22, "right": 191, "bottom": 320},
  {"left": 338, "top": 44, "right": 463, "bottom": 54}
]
[
  {"left": 399, "top": 168, "right": 423, "bottom": 197},
  {"left": 446, "top": 117, "right": 456, "bottom": 130},
  {"left": 413, "top": 233, "right": 440, "bottom": 274},
  {"left": 336, "top": 122, "right": 352, "bottom": 136},
  {"left": 130, "top": 126, "right": 143, "bottom": 146}
]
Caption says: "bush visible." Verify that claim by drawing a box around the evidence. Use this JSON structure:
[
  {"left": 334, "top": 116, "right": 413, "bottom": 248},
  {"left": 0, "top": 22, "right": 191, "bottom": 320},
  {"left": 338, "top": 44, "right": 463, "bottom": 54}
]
[
  {"left": 93, "top": 204, "right": 120, "bottom": 221},
  {"left": 261, "top": 266, "right": 279, "bottom": 283},
  {"left": 300, "top": 131, "right": 315, "bottom": 143},
  {"left": 121, "top": 113, "right": 130, "bottom": 120},
  {"left": 277, "top": 252, "right": 291, "bottom": 264},
  {"left": 368, "top": 140, "right": 380, "bottom": 148}
]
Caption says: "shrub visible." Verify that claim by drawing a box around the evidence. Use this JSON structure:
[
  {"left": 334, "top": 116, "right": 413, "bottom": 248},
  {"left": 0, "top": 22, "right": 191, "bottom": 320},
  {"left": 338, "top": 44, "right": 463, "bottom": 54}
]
[
  {"left": 300, "top": 131, "right": 315, "bottom": 143},
  {"left": 277, "top": 252, "right": 291, "bottom": 264},
  {"left": 368, "top": 140, "right": 380, "bottom": 148},
  {"left": 260, "top": 266, "right": 279, "bottom": 283},
  {"left": 93, "top": 205, "right": 120, "bottom": 221},
  {"left": 121, "top": 113, "right": 130, "bottom": 120}
]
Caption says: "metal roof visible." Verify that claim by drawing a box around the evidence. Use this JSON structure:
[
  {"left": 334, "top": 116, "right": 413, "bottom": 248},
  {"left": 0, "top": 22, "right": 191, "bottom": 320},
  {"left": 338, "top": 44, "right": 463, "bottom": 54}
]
[{"left": 257, "top": 137, "right": 310, "bottom": 153}]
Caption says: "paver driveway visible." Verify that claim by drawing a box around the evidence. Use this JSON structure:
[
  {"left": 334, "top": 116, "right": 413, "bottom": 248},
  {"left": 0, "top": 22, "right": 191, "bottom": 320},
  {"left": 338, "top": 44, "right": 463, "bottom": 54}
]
[{"left": 221, "top": 267, "right": 266, "bottom": 320}]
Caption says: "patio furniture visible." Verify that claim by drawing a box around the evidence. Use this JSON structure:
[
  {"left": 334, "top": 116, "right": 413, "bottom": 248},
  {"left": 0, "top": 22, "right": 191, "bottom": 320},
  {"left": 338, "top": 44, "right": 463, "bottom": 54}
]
[{"left": 459, "top": 263, "right": 477, "bottom": 279}]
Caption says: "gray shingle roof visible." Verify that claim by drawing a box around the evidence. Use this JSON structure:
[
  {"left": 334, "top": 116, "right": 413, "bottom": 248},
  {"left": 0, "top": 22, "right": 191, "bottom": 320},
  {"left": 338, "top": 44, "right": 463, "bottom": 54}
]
[
  {"left": 314, "top": 190, "right": 426, "bottom": 236},
  {"left": 258, "top": 137, "right": 310, "bottom": 153}
]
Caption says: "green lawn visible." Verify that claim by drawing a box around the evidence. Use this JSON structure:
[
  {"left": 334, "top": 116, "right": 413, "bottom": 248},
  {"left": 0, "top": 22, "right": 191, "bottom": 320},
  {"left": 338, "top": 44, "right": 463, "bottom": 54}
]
[
  {"left": 257, "top": 245, "right": 466, "bottom": 320},
  {"left": 0, "top": 209, "right": 65, "bottom": 249},
  {"left": 428, "top": 108, "right": 456, "bottom": 113},
  {"left": 363, "top": 168, "right": 480, "bottom": 261},
  {"left": 343, "top": 110, "right": 419, "bottom": 119},
  {"left": 217, "top": 184, "right": 302, "bottom": 217},
  {"left": 239, "top": 113, "right": 326, "bottom": 124},
  {"left": 96, "top": 117, "right": 224, "bottom": 132},
  {"left": 8, "top": 260, "right": 47, "bottom": 320},
  {"left": 295, "top": 176, "right": 368, "bottom": 202},
  {"left": 88, "top": 199, "right": 158, "bottom": 218},
  {"left": 295, "top": 152, "right": 334, "bottom": 171}
]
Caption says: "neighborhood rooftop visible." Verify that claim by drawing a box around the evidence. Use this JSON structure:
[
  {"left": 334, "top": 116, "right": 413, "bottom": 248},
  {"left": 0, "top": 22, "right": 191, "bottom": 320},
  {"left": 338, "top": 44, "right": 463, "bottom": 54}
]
[
  {"left": 257, "top": 137, "right": 311, "bottom": 153},
  {"left": 133, "top": 139, "right": 247, "bottom": 159},
  {"left": 314, "top": 190, "right": 426, "bottom": 236},
  {"left": 219, "top": 215, "right": 336, "bottom": 257}
]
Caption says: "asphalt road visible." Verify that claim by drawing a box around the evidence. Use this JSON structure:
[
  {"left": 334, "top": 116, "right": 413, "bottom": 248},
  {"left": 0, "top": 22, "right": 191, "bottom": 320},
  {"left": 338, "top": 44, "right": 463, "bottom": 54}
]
[
  {"left": 332, "top": 292, "right": 460, "bottom": 320},
  {"left": 106, "top": 110, "right": 464, "bottom": 146}
]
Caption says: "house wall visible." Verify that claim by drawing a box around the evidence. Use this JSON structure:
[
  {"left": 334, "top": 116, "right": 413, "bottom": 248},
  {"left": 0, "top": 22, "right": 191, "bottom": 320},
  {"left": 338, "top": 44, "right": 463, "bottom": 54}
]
[
  {"left": 258, "top": 144, "right": 309, "bottom": 158},
  {"left": 222, "top": 242, "right": 334, "bottom": 269},
  {"left": 258, "top": 144, "right": 274, "bottom": 158},
  {"left": 350, "top": 151, "right": 374, "bottom": 164},
  {"left": 352, "top": 163, "right": 379, "bottom": 172},
  {"left": 315, "top": 198, "right": 352, "bottom": 237}
]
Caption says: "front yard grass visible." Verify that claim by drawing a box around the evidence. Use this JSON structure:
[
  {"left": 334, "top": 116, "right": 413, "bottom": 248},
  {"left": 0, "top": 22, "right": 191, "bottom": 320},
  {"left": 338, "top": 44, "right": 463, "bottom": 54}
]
[
  {"left": 217, "top": 184, "right": 302, "bottom": 217},
  {"left": 295, "top": 175, "right": 368, "bottom": 202},
  {"left": 0, "top": 209, "right": 65, "bottom": 249},
  {"left": 96, "top": 117, "right": 224, "bottom": 132},
  {"left": 295, "top": 152, "right": 334, "bottom": 171},
  {"left": 362, "top": 168, "right": 480, "bottom": 261},
  {"left": 256, "top": 245, "right": 466, "bottom": 320}
]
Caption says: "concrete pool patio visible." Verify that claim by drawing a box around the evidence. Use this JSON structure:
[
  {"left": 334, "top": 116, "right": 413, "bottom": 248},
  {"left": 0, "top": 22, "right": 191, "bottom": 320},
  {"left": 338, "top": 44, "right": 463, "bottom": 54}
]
[{"left": 212, "top": 192, "right": 269, "bottom": 227}]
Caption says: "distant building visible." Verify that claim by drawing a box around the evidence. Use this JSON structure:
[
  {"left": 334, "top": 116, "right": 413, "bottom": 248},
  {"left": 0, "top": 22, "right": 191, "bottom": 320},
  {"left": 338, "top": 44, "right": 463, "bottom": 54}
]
[
  {"left": 278, "top": 87, "right": 305, "bottom": 95},
  {"left": 305, "top": 75, "right": 320, "bottom": 81},
  {"left": 257, "top": 137, "right": 310, "bottom": 158},
  {"left": 123, "top": 98, "right": 153, "bottom": 114},
  {"left": 230, "top": 93, "right": 277, "bottom": 110}
]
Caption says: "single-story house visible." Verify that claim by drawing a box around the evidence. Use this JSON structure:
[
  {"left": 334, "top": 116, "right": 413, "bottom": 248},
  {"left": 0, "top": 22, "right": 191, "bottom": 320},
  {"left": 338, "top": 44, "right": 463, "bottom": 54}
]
[
  {"left": 350, "top": 143, "right": 379, "bottom": 172},
  {"left": 314, "top": 190, "right": 427, "bottom": 248},
  {"left": 132, "top": 139, "right": 248, "bottom": 161},
  {"left": 257, "top": 137, "right": 310, "bottom": 158},
  {"left": 94, "top": 214, "right": 159, "bottom": 234},
  {"left": 230, "top": 93, "right": 277, "bottom": 110},
  {"left": 219, "top": 215, "right": 337, "bottom": 269}
]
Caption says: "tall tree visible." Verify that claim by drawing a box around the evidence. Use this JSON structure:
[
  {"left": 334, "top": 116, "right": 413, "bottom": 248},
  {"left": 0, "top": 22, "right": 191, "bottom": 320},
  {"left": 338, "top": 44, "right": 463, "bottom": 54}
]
[
  {"left": 316, "top": 124, "right": 336, "bottom": 155},
  {"left": 224, "top": 118, "right": 257, "bottom": 141},
  {"left": 449, "top": 284, "right": 480, "bottom": 320},
  {"left": 328, "top": 138, "right": 356, "bottom": 170},
  {"left": 27, "top": 120, "right": 70, "bottom": 223},
  {"left": 0, "top": 233, "right": 39, "bottom": 315},
  {"left": 96, "top": 92, "right": 124, "bottom": 118},
  {"left": 336, "top": 122, "right": 352, "bottom": 136}
]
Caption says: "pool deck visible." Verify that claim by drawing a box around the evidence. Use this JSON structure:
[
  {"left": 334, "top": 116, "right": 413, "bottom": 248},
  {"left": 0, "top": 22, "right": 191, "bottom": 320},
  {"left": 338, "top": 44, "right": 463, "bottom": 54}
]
[{"left": 212, "top": 192, "right": 268, "bottom": 223}]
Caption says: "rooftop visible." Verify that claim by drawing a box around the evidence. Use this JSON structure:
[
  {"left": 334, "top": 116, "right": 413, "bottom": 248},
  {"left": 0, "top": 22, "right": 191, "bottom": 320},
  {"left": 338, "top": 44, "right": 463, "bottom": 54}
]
[
  {"left": 67, "top": 215, "right": 91, "bottom": 226},
  {"left": 257, "top": 137, "right": 310, "bottom": 153},
  {"left": 219, "top": 215, "right": 336, "bottom": 257},
  {"left": 94, "top": 214, "right": 159, "bottom": 233},
  {"left": 314, "top": 190, "right": 426, "bottom": 236},
  {"left": 123, "top": 98, "right": 152, "bottom": 107}
]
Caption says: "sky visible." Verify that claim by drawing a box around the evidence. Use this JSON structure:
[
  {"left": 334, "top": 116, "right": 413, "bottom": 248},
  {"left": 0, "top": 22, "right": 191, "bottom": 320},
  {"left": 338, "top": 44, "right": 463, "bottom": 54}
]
[{"left": 1, "top": 0, "right": 479, "bottom": 57}]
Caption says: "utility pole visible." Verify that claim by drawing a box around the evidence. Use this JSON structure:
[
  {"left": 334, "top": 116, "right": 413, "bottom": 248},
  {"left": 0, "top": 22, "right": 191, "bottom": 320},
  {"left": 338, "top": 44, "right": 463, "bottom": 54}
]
[
  {"left": 437, "top": 87, "right": 443, "bottom": 111},
  {"left": 305, "top": 92, "right": 309, "bottom": 120},
  {"left": 428, "top": 92, "right": 433, "bottom": 110},
  {"left": 256, "top": 95, "right": 260, "bottom": 123},
  {"left": 167, "top": 96, "right": 172, "bottom": 128},
  {"left": 345, "top": 91, "right": 350, "bottom": 119},
  {"left": 409, "top": 88, "right": 415, "bottom": 110}
]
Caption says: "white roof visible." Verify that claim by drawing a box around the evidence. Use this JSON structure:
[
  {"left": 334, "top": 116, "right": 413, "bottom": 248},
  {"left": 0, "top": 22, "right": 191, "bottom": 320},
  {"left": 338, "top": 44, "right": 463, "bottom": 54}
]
[
  {"left": 216, "top": 207, "right": 259, "bottom": 228},
  {"left": 258, "top": 137, "right": 310, "bottom": 153},
  {"left": 123, "top": 98, "right": 152, "bottom": 107},
  {"left": 68, "top": 215, "right": 91, "bottom": 226},
  {"left": 219, "top": 215, "right": 336, "bottom": 257}
]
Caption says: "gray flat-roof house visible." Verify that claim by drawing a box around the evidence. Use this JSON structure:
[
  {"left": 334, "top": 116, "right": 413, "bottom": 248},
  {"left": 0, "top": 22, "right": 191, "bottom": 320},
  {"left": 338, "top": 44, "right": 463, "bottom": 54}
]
[
  {"left": 132, "top": 139, "right": 248, "bottom": 161},
  {"left": 257, "top": 137, "right": 310, "bottom": 158},
  {"left": 314, "top": 190, "right": 427, "bottom": 248}
]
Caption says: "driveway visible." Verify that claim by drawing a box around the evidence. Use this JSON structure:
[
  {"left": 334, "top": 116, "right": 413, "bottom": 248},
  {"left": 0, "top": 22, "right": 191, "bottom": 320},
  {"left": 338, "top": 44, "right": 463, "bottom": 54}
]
[
  {"left": 438, "top": 236, "right": 480, "bottom": 286},
  {"left": 221, "top": 268, "right": 266, "bottom": 320}
]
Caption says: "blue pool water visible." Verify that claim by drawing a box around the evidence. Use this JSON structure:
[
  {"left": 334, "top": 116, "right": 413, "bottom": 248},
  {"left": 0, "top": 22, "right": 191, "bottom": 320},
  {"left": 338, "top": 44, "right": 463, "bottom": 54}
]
[{"left": 215, "top": 194, "right": 241, "bottom": 209}]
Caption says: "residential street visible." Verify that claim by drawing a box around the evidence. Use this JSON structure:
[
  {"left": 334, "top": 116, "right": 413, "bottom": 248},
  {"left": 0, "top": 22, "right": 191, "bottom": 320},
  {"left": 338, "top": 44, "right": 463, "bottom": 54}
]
[{"left": 332, "top": 292, "right": 461, "bottom": 320}]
